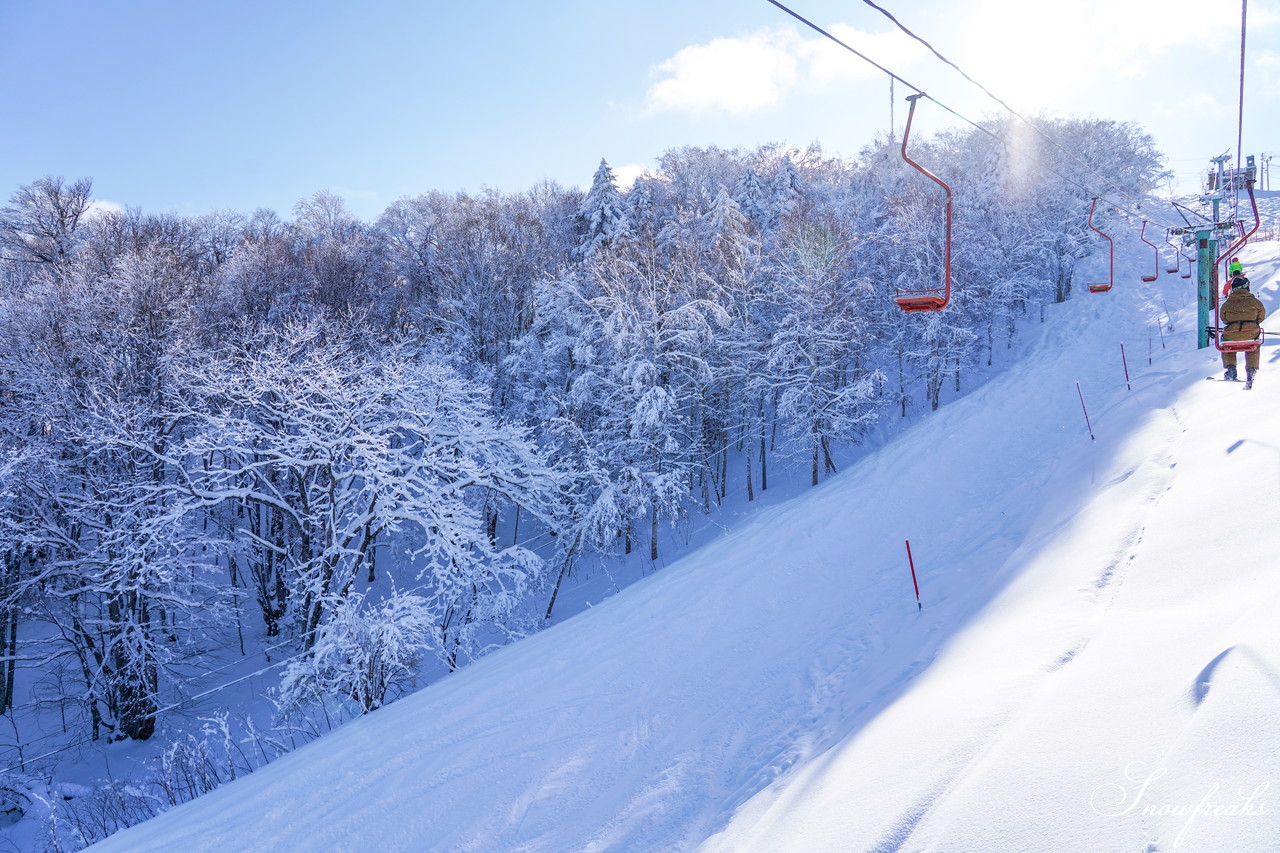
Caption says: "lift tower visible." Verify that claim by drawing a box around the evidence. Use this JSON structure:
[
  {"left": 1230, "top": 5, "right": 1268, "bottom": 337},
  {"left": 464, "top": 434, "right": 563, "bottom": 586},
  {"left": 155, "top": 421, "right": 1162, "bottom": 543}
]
[{"left": 1171, "top": 154, "right": 1255, "bottom": 349}]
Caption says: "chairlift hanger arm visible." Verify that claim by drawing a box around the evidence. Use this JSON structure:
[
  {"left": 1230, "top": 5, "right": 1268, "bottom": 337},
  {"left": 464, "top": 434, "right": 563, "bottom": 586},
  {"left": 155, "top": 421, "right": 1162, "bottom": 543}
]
[
  {"left": 1215, "top": 181, "right": 1259, "bottom": 270},
  {"left": 1163, "top": 229, "right": 1181, "bottom": 274},
  {"left": 1139, "top": 221, "right": 1159, "bottom": 282},
  {"left": 1213, "top": 182, "right": 1263, "bottom": 355},
  {"left": 894, "top": 93, "right": 952, "bottom": 313},
  {"left": 1085, "top": 197, "right": 1114, "bottom": 293}
]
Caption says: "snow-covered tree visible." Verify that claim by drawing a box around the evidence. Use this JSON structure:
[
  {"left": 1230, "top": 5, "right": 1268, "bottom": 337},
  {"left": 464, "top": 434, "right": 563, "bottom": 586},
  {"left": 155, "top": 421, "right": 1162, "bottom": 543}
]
[
  {"left": 769, "top": 157, "right": 805, "bottom": 233},
  {"left": 174, "top": 318, "right": 564, "bottom": 666},
  {"left": 576, "top": 158, "right": 630, "bottom": 260},
  {"left": 769, "top": 223, "right": 883, "bottom": 483},
  {"left": 278, "top": 587, "right": 435, "bottom": 714},
  {"left": 0, "top": 249, "right": 218, "bottom": 741},
  {"left": 0, "top": 176, "right": 93, "bottom": 280},
  {"left": 733, "top": 167, "right": 769, "bottom": 230},
  {"left": 0, "top": 111, "right": 1180, "bottom": 815}
]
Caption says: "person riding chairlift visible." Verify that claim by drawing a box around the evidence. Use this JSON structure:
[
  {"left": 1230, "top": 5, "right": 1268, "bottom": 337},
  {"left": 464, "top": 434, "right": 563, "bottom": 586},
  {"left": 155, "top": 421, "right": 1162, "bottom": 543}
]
[
  {"left": 1219, "top": 270, "right": 1266, "bottom": 383},
  {"left": 1223, "top": 258, "right": 1245, "bottom": 296},
  {"left": 1223, "top": 256, "right": 1244, "bottom": 295}
]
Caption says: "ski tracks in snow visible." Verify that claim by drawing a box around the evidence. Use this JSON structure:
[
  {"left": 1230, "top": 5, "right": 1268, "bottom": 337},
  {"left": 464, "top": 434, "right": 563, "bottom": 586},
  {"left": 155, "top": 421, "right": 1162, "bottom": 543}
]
[{"left": 821, "top": 403, "right": 1190, "bottom": 853}]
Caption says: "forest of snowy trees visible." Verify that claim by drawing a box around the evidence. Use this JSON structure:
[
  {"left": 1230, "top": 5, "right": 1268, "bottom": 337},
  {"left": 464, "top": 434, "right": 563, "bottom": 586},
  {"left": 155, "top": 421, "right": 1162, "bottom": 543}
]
[{"left": 0, "top": 116, "right": 1164, "bottom": 847}]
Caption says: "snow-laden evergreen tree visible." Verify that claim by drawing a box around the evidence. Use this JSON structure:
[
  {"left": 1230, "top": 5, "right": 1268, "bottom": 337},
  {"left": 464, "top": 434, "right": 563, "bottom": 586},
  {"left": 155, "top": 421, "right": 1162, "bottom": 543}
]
[
  {"left": 576, "top": 158, "right": 630, "bottom": 260},
  {"left": 733, "top": 167, "right": 769, "bottom": 232},
  {"left": 625, "top": 174, "right": 660, "bottom": 244},
  {"left": 700, "top": 186, "right": 752, "bottom": 256},
  {"left": 769, "top": 157, "right": 805, "bottom": 233}
]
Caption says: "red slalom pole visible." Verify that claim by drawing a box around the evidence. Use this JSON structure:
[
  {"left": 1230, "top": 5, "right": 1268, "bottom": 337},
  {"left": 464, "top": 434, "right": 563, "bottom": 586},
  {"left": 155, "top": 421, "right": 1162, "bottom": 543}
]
[
  {"left": 904, "top": 539, "right": 922, "bottom": 611},
  {"left": 1077, "top": 382, "right": 1095, "bottom": 442}
]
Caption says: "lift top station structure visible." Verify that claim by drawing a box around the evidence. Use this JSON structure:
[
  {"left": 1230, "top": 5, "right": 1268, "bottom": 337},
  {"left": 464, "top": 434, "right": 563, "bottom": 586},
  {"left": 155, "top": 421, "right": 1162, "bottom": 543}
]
[{"left": 1168, "top": 153, "right": 1258, "bottom": 349}]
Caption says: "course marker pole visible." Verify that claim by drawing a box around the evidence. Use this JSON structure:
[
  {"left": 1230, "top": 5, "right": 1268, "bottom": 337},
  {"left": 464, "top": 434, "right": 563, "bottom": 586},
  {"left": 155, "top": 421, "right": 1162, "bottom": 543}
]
[
  {"left": 1077, "top": 382, "right": 1095, "bottom": 441},
  {"left": 904, "top": 539, "right": 922, "bottom": 611}
]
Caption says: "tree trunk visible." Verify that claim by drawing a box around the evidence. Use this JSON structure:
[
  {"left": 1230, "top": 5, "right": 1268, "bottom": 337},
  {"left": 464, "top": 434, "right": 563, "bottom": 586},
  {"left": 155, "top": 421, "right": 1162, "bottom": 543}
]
[
  {"left": 822, "top": 435, "right": 838, "bottom": 475},
  {"left": 811, "top": 428, "right": 820, "bottom": 486},
  {"left": 650, "top": 504, "right": 659, "bottom": 562},
  {"left": 107, "top": 596, "right": 158, "bottom": 741},
  {"left": 0, "top": 553, "right": 16, "bottom": 714},
  {"left": 897, "top": 343, "right": 908, "bottom": 418},
  {"left": 759, "top": 434, "right": 768, "bottom": 492},
  {"left": 544, "top": 537, "right": 580, "bottom": 620},
  {"left": 719, "top": 442, "right": 728, "bottom": 500}
]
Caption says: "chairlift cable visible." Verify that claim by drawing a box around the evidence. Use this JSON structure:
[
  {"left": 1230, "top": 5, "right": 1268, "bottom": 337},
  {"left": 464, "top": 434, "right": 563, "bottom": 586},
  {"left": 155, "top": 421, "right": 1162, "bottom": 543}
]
[
  {"left": 856, "top": 0, "right": 1014, "bottom": 114},
  {"left": 764, "top": 1, "right": 910, "bottom": 94},
  {"left": 1170, "top": 200, "right": 1205, "bottom": 227},
  {"left": 854, "top": 0, "right": 1171, "bottom": 223},
  {"left": 765, "top": 0, "right": 1179, "bottom": 231},
  {"left": 763, "top": 0, "right": 1013, "bottom": 147}
]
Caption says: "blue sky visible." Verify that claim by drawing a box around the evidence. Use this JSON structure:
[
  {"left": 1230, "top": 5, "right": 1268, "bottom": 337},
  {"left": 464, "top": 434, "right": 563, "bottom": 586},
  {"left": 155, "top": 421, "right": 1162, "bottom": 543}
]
[{"left": 2, "top": 0, "right": 1277, "bottom": 221}]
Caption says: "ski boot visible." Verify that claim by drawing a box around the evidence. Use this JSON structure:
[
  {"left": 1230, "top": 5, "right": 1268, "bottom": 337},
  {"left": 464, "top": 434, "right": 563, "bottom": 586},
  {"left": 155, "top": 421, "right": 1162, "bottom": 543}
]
[
  {"left": 1246, "top": 367, "right": 1257, "bottom": 389},
  {"left": 1224, "top": 364, "right": 1238, "bottom": 381}
]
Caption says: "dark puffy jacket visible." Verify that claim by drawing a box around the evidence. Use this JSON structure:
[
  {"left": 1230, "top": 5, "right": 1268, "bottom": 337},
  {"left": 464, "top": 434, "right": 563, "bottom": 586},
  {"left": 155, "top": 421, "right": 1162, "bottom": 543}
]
[{"left": 1221, "top": 287, "right": 1266, "bottom": 341}]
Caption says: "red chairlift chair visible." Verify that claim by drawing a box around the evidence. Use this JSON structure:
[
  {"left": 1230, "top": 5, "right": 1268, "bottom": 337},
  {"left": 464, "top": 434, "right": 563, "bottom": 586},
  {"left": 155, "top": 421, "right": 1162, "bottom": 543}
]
[
  {"left": 1212, "top": 181, "right": 1264, "bottom": 358},
  {"left": 894, "top": 93, "right": 952, "bottom": 314},
  {"left": 1163, "top": 230, "right": 1180, "bottom": 274},
  {"left": 1086, "top": 198, "right": 1113, "bottom": 293},
  {"left": 1138, "top": 221, "right": 1159, "bottom": 282}
]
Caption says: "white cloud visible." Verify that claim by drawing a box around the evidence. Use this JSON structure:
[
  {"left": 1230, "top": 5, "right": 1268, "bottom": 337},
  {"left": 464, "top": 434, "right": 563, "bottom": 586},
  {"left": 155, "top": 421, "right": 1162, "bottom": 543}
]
[
  {"left": 643, "top": 24, "right": 923, "bottom": 117},
  {"left": 84, "top": 199, "right": 125, "bottom": 220},
  {"left": 612, "top": 163, "right": 648, "bottom": 191},
  {"left": 801, "top": 25, "right": 927, "bottom": 87},
  {"left": 645, "top": 28, "right": 801, "bottom": 116},
  {"left": 1255, "top": 52, "right": 1280, "bottom": 100},
  {"left": 952, "top": 0, "right": 1245, "bottom": 108}
]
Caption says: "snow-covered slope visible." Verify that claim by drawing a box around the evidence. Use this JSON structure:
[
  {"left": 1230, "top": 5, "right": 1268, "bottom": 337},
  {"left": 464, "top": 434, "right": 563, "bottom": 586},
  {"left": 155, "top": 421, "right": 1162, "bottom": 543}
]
[
  {"left": 87, "top": 241, "right": 1280, "bottom": 853},
  {"left": 703, "top": 246, "right": 1280, "bottom": 852}
]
